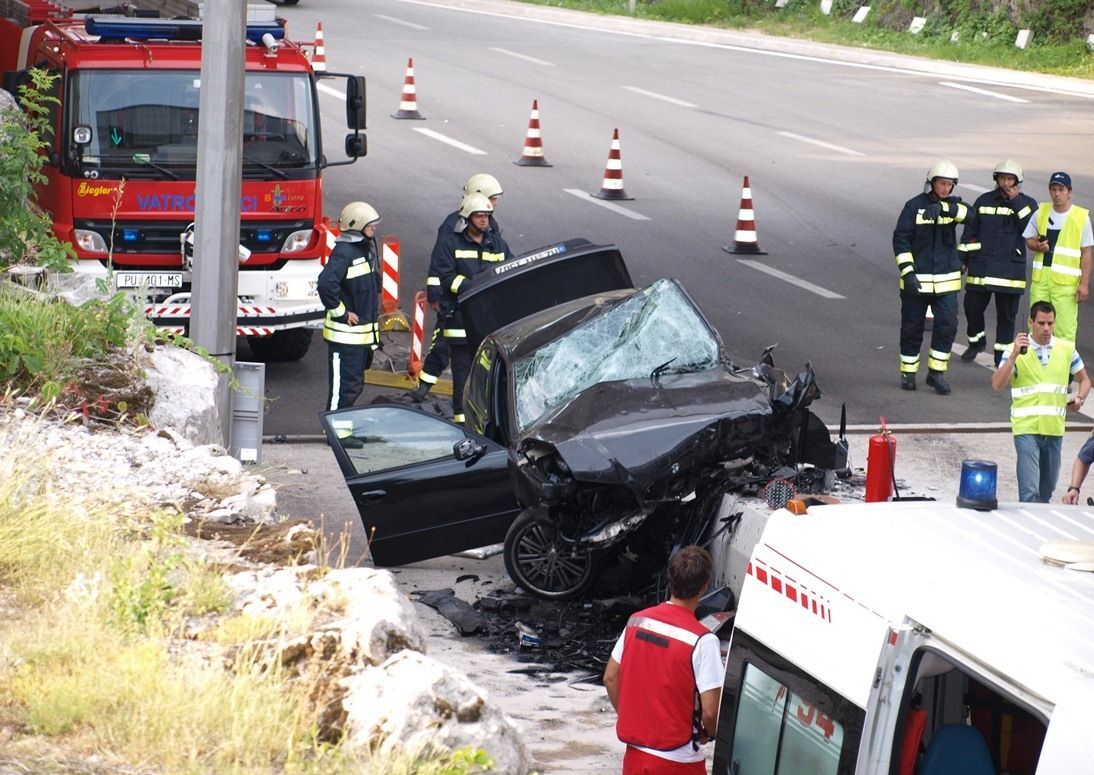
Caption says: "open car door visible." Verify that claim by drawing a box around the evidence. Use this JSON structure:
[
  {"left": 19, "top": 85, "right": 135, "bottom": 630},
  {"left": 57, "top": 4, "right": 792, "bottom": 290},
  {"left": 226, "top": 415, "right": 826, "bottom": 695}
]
[{"left": 320, "top": 405, "right": 521, "bottom": 566}]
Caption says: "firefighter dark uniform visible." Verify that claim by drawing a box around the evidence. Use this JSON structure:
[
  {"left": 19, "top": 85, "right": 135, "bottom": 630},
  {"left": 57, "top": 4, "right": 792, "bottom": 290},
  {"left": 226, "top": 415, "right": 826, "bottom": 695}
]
[
  {"left": 614, "top": 602, "right": 715, "bottom": 771},
  {"left": 318, "top": 208, "right": 380, "bottom": 412},
  {"left": 960, "top": 188, "right": 1036, "bottom": 366},
  {"left": 893, "top": 161, "right": 969, "bottom": 394},
  {"left": 415, "top": 173, "right": 503, "bottom": 404},
  {"left": 429, "top": 195, "right": 510, "bottom": 423}
]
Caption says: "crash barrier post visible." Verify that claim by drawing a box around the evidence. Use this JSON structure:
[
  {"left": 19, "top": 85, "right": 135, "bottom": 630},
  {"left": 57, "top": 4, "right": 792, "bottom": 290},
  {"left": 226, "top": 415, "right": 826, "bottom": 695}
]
[
  {"left": 392, "top": 57, "right": 425, "bottom": 120},
  {"left": 515, "top": 99, "right": 552, "bottom": 167},
  {"left": 319, "top": 216, "right": 338, "bottom": 266},
  {"left": 592, "top": 128, "right": 633, "bottom": 200},
  {"left": 310, "top": 22, "right": 326, "bottom": 72},
  {"left": 723, "top": 175, "right": 767, "bottom": 255},
  {"left": 865, "top": 419, "right": 896, "bottom": 502},
  {"left": 408, "top": 290, "right": 426, "bottom": 377},
  {"left": 379, "top": 235, "right": 410, "bottom": 332}
]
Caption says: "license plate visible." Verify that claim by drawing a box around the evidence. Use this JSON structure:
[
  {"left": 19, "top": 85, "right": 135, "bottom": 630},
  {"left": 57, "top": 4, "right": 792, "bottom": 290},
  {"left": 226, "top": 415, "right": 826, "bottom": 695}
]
[{"left": 115, "top": 272, "right": 183, "bottom": 289}]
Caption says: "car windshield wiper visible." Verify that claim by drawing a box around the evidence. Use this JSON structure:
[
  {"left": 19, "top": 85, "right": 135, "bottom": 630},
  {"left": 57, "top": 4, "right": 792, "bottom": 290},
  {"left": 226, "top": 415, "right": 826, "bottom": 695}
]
[
  {"left": 651, "top": 358, "right": 677, "bottom": 384},
  {"left": 242, "top": 154, "right": 288, "bottom": 179},
  {"left": 93, "top": 154, "right": 181, "bottom": 179}
]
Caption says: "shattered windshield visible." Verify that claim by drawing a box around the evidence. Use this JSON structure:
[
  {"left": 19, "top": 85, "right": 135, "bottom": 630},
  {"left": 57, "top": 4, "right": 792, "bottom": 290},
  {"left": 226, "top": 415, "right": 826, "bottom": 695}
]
[
  {"left": 513, "top": 279, "right": 722, "bottom": 432},
  {"left": 67, "top": 70, "right": 318, "bottom": 175}
]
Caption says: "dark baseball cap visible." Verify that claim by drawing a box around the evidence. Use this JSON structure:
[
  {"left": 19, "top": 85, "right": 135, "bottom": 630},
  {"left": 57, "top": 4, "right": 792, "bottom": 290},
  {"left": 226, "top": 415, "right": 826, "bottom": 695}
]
[{"left": 1049, "top": 171, "right": 1072, "bottom": 188}]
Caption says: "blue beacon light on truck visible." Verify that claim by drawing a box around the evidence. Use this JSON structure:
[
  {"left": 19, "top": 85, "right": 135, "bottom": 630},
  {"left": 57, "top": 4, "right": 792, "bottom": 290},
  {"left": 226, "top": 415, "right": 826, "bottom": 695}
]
[{"left": 84, "top": 17, "right": 284, "bottom": 45}]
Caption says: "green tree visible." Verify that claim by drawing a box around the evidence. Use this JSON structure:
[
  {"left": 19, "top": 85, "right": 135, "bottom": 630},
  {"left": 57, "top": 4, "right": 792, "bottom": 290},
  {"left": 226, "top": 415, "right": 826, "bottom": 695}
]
[{"left": 0, "top": 68, "right": 74, "bottom": 271}]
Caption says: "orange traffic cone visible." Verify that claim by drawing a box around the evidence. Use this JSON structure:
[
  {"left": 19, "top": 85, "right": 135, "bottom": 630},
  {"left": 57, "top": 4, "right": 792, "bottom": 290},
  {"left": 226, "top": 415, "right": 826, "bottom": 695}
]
[
  {"left": 514, "top": 99, "right": 552, "bottom": 167},
  {"left": 391, "top": 57, "right": 425, "bottom": 120},
  {"left": 722, "top": 176, "right": 767, "bottom": 255},
  {"left": 310, "top": 22, "right": 326, "bottom": 73},
  {"left": 592, "top": 128, "right": 632, "bottom": 200}
]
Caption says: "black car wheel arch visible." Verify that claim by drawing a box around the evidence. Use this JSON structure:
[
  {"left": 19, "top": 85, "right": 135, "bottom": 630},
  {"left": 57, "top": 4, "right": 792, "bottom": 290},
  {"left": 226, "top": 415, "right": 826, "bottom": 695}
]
[{"left": 503, "top": 509, "right": 600, "bottom": 600}]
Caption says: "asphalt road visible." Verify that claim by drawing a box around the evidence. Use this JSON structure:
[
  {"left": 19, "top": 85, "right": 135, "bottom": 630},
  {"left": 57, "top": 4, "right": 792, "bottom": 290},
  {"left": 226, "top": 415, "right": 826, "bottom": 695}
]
[{"left": 250, "top": 0, "right": 1094, "bottom": 437}]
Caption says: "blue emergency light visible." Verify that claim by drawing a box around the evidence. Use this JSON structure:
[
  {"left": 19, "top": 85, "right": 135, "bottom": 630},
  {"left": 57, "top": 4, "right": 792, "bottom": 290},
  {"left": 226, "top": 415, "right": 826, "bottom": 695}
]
[
  {"left": 254, "top": 229, "right": 273, "bottom": 243},
  {"left": 121, "top": 228, "right": 139, "bottom": 243},
  {"left": 85, "top": 17, "right": 284, "bottom": 45},
  {"left": 956, "top": 459, "right": 997, "bottom": 511}
]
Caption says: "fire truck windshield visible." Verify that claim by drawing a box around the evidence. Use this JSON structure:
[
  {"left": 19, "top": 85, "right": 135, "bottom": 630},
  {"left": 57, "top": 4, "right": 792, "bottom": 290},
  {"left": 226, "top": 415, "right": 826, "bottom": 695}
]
[{"left": 67, "top": 70, "right": 319, "bottom": 177}]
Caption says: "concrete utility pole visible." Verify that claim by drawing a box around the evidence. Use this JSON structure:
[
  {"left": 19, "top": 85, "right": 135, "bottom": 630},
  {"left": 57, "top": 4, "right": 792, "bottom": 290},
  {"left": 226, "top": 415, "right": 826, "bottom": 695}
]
[{"left": 190, "top": 1, "right": 246, "bottom": 447}]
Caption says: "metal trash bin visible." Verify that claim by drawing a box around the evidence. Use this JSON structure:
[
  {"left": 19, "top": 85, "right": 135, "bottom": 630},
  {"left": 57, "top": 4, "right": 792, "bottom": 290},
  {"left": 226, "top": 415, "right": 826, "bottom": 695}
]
[{"left": 231, "top": 361, "right": 265, "bottom": 464}]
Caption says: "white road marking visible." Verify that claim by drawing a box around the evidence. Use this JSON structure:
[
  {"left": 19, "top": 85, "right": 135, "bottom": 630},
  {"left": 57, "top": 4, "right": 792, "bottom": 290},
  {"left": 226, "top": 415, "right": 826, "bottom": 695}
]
[
  {"left": 375, "top": 14, "right": 429, "bottom": 30},
  {"left": 960, "top": 183, "right": 990, "bottom": 194},
  {"left": 939, "top": 81, "right": 1029, "bottom": 103},
  {"left": 488, "top": 46, "right": 554, "bottom": 66},
  {"left": 564, "top": 189, "right": 650, "bottom": 220},
  {"left": 737, "top": 259, "right": 845, "bottom": 299},
  {"left": 623, "top": 86, "right": 698, "bottom": 108},
  {"left": 777, "top": 131, "right": 864, "bottom": 157},
  {"left": 412, "top": 128, "right": 488, "bottom": 155},
  {"left": 317, "top": 83, "right": 345, "bottom": 100}
]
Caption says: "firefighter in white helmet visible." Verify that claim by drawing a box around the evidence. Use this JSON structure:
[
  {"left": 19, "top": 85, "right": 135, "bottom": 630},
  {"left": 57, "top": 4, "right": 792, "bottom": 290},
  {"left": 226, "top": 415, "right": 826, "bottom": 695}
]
[
  {"left": 318, "top": 201, "right": 381, "bottom": 413},
  {"left": 415, "top": 193, "right": 511, "bottom": 423},
  {"left": 413, "top": 173, "right": 505, "bottom": 403},
  {"left": 958, "top": 160, "right": 1038, "bottom": 366},
  {"left": 893, "top": 160, "right": 969, "bottom": 394}
]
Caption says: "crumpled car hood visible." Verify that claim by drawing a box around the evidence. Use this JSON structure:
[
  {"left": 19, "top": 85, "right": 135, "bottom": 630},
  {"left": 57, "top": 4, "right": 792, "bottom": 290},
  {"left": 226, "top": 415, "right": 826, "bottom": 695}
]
[{"left": 523, "top": 369, "right": 772, "bottom": 484}]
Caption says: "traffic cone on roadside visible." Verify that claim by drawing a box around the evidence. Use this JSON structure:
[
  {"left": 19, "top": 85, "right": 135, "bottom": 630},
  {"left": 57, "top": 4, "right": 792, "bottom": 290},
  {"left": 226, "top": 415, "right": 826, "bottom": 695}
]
[
  {"left": 391, "top": 58, "right": 425, "bottom": 120},
  {"left": 592, "top": 128, "right": 632, "bottom": 200},
  {"left": 722, "top": 176, "right": 767, "bottom": 255},
  {"left": 514, "top": 99, "right": 552, "bottom": 167},
  {"left": 310, "top": 22, "right": 327, "bottom": 72}
]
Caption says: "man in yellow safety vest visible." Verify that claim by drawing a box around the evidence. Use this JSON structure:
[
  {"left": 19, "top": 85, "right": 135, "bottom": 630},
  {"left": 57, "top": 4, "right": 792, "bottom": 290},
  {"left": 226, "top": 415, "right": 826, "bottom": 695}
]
[
  {"left": 991, "top": 300, "right": 1090, "bottom": 502},
  {"left": 1022, "top": 171, "right": 1092, "bottom": 342}
]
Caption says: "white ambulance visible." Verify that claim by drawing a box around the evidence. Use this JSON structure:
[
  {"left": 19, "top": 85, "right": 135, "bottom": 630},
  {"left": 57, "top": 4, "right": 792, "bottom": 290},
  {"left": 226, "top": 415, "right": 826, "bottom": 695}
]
[{"left": 711, "top": 500, "right": 1094, "bottom": 774}]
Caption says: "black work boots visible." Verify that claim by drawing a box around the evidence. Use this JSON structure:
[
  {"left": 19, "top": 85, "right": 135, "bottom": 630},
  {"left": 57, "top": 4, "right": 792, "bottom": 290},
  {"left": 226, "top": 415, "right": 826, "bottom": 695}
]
[
  {"left": 961, "top": 340, "right": 986, "bottom": 361},
  {"left": 925, "top": 370, "right": 952, "bottom": 395},
  {"left": 410, "top": 382, "right": 432, "bottom": 403},
  {"left": 900, "top": 373, "right": 916, "bottom": 391}
]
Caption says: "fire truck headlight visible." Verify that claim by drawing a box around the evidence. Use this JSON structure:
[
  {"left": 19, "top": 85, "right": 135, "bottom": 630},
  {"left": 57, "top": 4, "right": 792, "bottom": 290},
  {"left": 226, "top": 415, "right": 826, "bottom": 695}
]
[
  {"left": 281, "top": 229, "right": 313, "bottom": 254},
  {"left": 74, "top": 229, "right": 108, "bottom": 254}
]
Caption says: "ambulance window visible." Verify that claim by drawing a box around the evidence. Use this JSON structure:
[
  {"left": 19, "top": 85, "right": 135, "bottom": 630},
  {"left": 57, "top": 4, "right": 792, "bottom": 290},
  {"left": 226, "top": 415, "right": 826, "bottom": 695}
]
[{"left": 713, "top": 632, "right": 863, "bottom": 775}]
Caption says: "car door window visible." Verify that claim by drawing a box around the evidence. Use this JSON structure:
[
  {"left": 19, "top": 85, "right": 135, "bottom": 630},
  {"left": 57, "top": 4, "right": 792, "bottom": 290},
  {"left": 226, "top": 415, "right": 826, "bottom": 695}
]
[{"left": 335, "top": 406, "right": 468, "bottom": 476}]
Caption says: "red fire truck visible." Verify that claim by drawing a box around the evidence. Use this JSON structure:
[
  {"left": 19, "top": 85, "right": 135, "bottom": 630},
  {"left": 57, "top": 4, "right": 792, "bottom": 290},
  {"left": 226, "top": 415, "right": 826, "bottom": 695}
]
[{"left": 0, "top": 2, "right": 366, "bottom": 361}]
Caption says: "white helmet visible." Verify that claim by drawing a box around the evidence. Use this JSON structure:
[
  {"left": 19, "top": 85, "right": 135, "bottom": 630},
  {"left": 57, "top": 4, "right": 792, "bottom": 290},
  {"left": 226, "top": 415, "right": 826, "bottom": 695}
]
[
  {"left": 462, "top": 173, "right": 503, "bottom": 199},
  {"left": 459, "top": 193, "right": 494, "bottom": 219},
  {"left": 993, "top": 159, "right": 1023, "bottom": 184},
  {"left": 926, "top": 159, "right": 959, "bottom": 184},
  {"left": 339, "top": 201, "right": 380, "bottom": 232}
]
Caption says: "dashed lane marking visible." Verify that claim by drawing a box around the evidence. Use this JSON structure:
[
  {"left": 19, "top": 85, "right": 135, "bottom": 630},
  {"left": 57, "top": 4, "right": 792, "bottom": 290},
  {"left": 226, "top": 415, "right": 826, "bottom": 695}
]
[
  {"left": 375, "top": 14, "right": 430, "bottom": 30},
  {"left": 489, "top": 47, "right": 554, "bottom": 66},
  {"left": 940, "top": 81, "right": 1029, "bottom": 103},
  {"left": 623, "top": 86, "right": 698, "bottom": 108},
  {"left": 777, "top": 131, "right": 864, "bottom": 157},
  {"left": 317, "top": 83, "right": 345, "bottom": 100},
  {"left": 412, "top": 128, "right": 488, "bottom": 155},
  {"left": 563, "top": 189, "right": 650, "bottom": 221},
  {"left": 737, "top": 259, "right": 845, "bottom": 299},
  {"left": 960, "top": 183, "right": 990, "bottom": 194}
]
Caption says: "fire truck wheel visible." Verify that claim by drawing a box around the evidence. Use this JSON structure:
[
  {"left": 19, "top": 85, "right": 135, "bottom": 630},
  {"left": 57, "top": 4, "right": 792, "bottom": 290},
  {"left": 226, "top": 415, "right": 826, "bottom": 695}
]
[
  {"left": 246, "top": 329, "right": 313, "bottom": 362},
  {"left": 503, "top": 509, "right": 600, "bottom": 600}
]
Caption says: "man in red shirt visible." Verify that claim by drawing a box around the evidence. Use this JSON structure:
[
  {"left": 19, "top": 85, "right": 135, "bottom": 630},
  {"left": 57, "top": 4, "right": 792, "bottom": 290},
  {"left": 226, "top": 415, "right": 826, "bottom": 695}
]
[{"left": 604, "top": 547, "right": 724, "bottom": 774}]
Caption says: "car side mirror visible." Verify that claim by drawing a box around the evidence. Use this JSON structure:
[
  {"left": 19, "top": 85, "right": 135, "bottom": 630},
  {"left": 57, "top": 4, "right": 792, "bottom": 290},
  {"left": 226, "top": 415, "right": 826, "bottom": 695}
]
[{"left": 453, "top": 437, "right": 486, "bottom": 462}]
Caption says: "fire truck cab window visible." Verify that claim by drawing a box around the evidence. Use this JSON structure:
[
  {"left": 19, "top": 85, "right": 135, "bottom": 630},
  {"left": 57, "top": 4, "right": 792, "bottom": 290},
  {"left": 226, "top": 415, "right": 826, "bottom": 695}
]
[{"left": 67, "top": 70, "right": 317, "bottom": 171}]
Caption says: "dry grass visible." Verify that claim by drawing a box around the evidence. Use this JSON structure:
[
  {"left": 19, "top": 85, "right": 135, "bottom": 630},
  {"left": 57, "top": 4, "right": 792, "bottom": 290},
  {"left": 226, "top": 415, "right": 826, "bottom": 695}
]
[{"left": 0, "top": 415, "right": 493, "bottom": 774}]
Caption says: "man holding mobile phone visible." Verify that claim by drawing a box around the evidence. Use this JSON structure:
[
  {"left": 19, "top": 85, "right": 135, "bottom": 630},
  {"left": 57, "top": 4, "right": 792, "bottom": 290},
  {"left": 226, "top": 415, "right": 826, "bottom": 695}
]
[{"left": 1023, "top": 172, "right": 1093, "bottom": 341}]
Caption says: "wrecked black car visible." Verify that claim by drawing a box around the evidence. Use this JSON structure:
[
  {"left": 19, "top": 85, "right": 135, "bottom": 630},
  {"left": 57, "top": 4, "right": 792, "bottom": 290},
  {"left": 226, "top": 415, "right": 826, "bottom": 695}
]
[{"left": 320, "top": 239, "right": 845, "bottom": 600}]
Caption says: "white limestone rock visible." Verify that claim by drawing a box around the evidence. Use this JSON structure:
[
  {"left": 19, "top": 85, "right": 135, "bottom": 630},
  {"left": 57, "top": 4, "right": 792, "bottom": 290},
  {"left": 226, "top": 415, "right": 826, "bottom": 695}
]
[
  {"left": 143, "top": 346, "right": 221, "bottom": 445},
  {"left": 340, "top": 650, "right": 531, "bottom": 775}
]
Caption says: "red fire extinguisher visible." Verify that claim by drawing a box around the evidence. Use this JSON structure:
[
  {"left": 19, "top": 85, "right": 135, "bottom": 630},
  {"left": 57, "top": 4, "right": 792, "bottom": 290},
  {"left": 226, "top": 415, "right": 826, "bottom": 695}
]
[{"left": 865, "top": 417, "right": 896, "bottom": 502}]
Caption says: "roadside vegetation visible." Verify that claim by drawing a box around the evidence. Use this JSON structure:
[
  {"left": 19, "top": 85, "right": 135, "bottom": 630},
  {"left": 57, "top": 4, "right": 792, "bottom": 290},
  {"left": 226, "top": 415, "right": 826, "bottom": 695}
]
[
  {"left": 518, "top": 0, "right": 1094, "bottom": 79},
  {"left": 0, "top": 81, "right": 494, "bottom": 774}
]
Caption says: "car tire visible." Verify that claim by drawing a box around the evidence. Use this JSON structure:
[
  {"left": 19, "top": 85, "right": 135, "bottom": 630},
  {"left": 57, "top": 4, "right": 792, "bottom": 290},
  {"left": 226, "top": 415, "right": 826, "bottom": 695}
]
[
  {"left": 246, "top": 329, "right": 313, "bottom": 362},
  {"left": 503, "top": 509, "right": 599, "bottom": 600}
]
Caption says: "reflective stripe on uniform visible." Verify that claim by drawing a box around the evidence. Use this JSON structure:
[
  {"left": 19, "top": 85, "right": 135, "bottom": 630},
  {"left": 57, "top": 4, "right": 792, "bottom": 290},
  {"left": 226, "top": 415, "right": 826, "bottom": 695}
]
[
  {"left": 345, "top": 259, "right": 373, "bottom": 279},
  {"left": 1011, "top": 384, "right": 1068, "bottom": 399},
  {"left": 627, "top": 615, "right": 702, "bottom": 648},
  {"left": 442, "top": 328, "right": 466, "bottom": 338},
  {"left": 966, "top": 275, "right": 1026, "bottom": 289},
  {"left": 452, "top": 413, "right": 465, "bottom": 423},
  {"left": 962, "top": 241, "right": 982, "bottom": 252},
  {"left": 451, "top": 275, "right": 466, "bottom": 293},
  {"left": 454, "top": 250, "right": 479, "bottom": 259},
  {"left": 426, "top": 276, "right": 441, "bottom": 286},
  {"left": 927, "top": 349, "right": 950, "bottom": 372},
  {"left": 900, "top": 353, "right": 920, "bottom": 374},
  {"left": 482, "top": 251, "right": 505, "bottom": 262}
]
